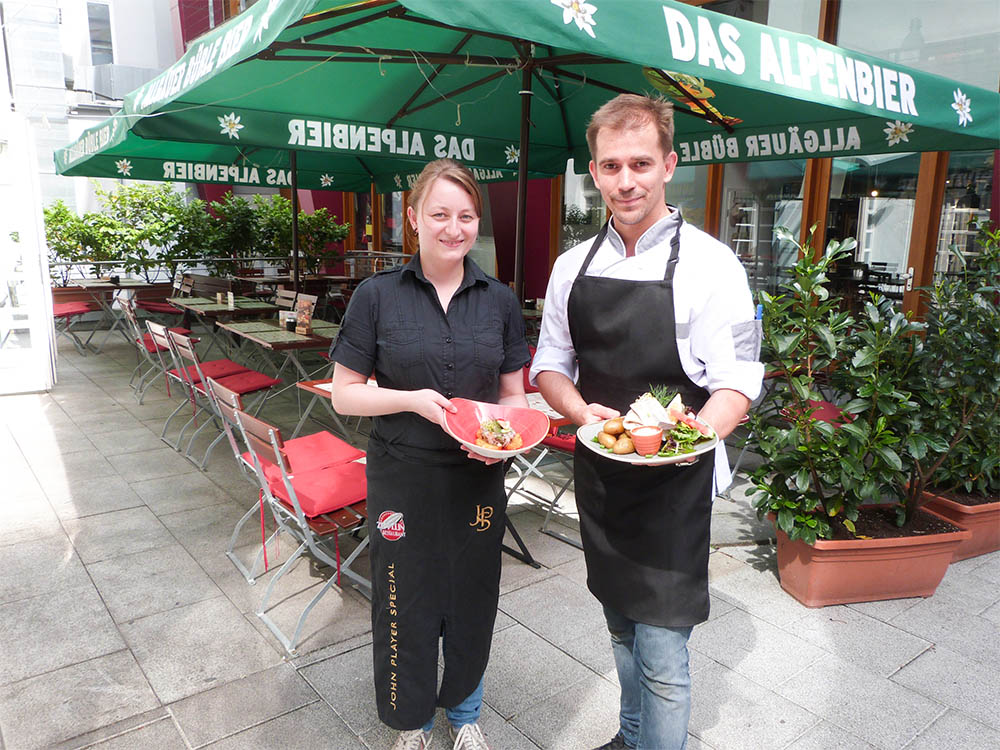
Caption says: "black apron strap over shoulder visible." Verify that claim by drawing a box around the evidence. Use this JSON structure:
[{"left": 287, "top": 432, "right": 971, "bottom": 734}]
[{"left": 577, "top": 223, "right": 610, "bottom": 279}]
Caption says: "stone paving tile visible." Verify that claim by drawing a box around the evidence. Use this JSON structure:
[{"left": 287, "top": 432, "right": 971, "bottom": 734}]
[
  {"left": 87, "top": 426, "right": 167, "bottom": 457},
  {"left": 549, "top": 553, "right": 589, "bottom": 588},
  {"left": 482, "top": 624, "right": 594, "bottom": 720},
  {"left": 0, "top": 492, "right": 64, "bottom": 546},
  {"left": 83, "top": 716, "right": 187, "bottom": 750},
  {"left": 905, "top": 707, "right": 1000, "bottom": 750},
  {"left": 125, "top": 397, "right": 189, "bottom": 421},
  {"left": 170, "top": 663, "right": 319, "bottom": 748},
  {"left": 965, "top": 550, "right": 1000, "bottom": 584},
  {"left": 157, "top": 501, "right": 261, "bottom": 564},
  {"left": 775, "top": 653, "right": 944, "bottom": 749},
  {"left": 0, "top": 582, "right": 125, "bottom": 687},
  {"left": 499, "top": 574, "right": 608, "bottom": 648},
  {"left": 88, "top": 542, "right": 224, "bottom": 624},
  {"left": 557, "top": 622, "right": 616, "bottom": 678},
  {"left": 932, "top": 562, "right": 1000, "bottom": 613},
  {"left": 66, "top": 408, "right": 149, "bottom": 436},
  {"left": 504, "top": 509, "right": 584, "bottom": 570},
  {"left": 10, "top": 423, "right": 96, "bottom": 457},
  {"left": 0, "top": 534, "right": 90, "bottom": 604},
  {"left": 689, "top": 608, "right": 827, "bottom": 686},
  {"left": 689, "top": 661, "right": 818, "bottom": 750},
  {"left": 845, "top": 596, "right": 922, "bottom": 623},
  {"left": 120, "top": 596, "right": 283, "bottom": 704},
  {"left": 0, "top": 650, "right": 160, "bottom": 750},
  {"left": 106, "top": 446, "right": 199, "bottom": 483},
  {"left": 201, "top": 700, "right": 365, "bottom": 750},
  {"left": 246, "top": 574, "right": 373, "bottom": 657},
  {"left": 131, "top": 470, "right": 238, "bottom": 517},
  {"left": 46, "top": 474, "right": 146, "bottom": 519},
  {"left": 707, "top": 549, "right": 811, "bottom": 628},
  {"left": 981, "top": 597, "right": 1000, "bottom": 627},
  {"left": 29, "top": 447, "right": 118, "bottom": 492},
  {"left": 889, "top": 594, "right": 1000, "bottom": 669},
  {"left": 782, "top": 605, "right": 932, "bottom": 677},
  {"left": 63, "top": 505, "right": 176, "bottom": 564},
  {"left": 512, "top": 673, "right": 620, "bottom": 750},
  {"left": 300, "top": 643, "right": 380, "bottom": 736},
  {"left": 783, "top": 719, "right": 876, "bottom": 749},
  {"left": 891, "top": 645, "right": 1000, "bottom": 732},
  {"left": 49, "top": 708, "right": 173, "bottom": 750}
]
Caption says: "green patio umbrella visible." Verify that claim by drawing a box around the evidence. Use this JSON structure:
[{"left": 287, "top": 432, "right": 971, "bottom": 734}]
[{"left": 98, "top": 0, "right": 999, "bottom": 295}]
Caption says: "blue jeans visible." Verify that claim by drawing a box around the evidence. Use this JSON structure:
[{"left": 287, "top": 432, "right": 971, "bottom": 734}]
[
  {"left": 421, "top": 677, "right": 484, "bottom": 732},
  {"left": 604, "top": 606, "right": 693, "bottom": 750}
]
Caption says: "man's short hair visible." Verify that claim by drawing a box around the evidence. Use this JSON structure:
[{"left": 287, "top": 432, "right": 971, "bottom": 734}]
[{"left": 586, "top": 94, "right": 675, "bottom": 160}]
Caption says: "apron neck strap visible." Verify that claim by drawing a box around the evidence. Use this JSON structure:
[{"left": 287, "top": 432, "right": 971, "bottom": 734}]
[{"left": 577, "top": 212, "right": 685, "bottom": 281}]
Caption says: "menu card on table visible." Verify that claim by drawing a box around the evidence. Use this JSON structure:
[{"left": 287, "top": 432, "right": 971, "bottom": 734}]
[{"left": 295, "top": 298, "right": 313, "bottom": 334}]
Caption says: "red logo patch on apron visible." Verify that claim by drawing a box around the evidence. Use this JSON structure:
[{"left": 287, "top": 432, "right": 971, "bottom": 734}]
[{"left": 376, "top": 511, "right": 405, "bottom": 541}]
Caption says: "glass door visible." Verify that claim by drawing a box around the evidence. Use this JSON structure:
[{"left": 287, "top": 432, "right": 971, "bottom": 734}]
[{"left": 0, "top": 113, "right": 56, "bottom": 394}]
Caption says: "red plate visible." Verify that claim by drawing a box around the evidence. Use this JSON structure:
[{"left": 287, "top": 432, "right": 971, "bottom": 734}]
[{"left": 443, "top": 398, "right": 550, "bottom": 458}]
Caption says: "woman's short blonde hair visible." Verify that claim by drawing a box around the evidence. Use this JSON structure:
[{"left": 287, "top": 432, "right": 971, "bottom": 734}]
[
  {"left": 405, "top": 159, "right": 483, "bottom": 247},
  {"left": 586, "top": 94, "right": 675, "bottom": 160}
]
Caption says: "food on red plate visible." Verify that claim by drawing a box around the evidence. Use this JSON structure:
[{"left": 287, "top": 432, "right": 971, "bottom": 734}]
[{"left": 476, "top": 418, "right": 523, "bottom": 451}]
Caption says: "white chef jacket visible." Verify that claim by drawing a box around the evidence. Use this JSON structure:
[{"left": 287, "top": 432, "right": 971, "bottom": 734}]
[{"left": 530, "top": 210, "right": 764, "bottom": 492}]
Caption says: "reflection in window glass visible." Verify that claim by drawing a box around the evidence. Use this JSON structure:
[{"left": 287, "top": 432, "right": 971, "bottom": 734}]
[
  {"left": 667, "top": 165, "right": 708, "bottom": 230},
  {"left": 562, "top": 159, "right": 605, "bottom": 254},
  {"left": 827, "top": 153, "right": 920, "bottom": 304},
  {"left": 721, "top": 160, "right": 806, "bottom": 294},
  {"left": 937, "top": 151, "right": 994, "bottom": 274},
  {"left": 88, "top": 3, "right": 113, "bottom": 65},
  {"left": 707, "top": 0, "right": 821, "bottom": 35},
  {"left": 471, "top": 190, "right": 497, "bottom": 275},
  {"left": 381, "top": 192, "right": 404, "bottom": 252},
  {"left": 838, "top": 0, "right": 1000, "bottom": 90}
]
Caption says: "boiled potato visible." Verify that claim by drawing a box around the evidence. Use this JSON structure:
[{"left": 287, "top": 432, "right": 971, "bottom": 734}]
[
  {"left": 604, "top": 417, "right": 625, "bottom": 436},
  {"left": 612, "top": 435, "right": 635, "bottom": 454},
  {"left": 597, "top": 431, "right": 617, "bottom": 449}
]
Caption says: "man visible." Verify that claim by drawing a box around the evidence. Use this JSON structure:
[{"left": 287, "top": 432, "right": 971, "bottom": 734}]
[{"left": 530, "top": 94, "right": 763, "bottom": 750}]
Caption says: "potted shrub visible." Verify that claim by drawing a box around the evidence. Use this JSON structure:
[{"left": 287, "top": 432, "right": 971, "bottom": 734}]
[
  {"left": 749, "top": 228, "right": 969, "bottom": 607},
  {"left": 919, "top": 226, "right": 1000, "bottom": 559},
  {"left": 298, "top": 207, "right": 350, "bottom": 275}
]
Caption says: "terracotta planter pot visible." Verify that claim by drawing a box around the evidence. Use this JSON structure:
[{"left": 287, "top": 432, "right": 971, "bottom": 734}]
[
  {"left": 772, "top": 507, "right": 970, "bottom": 608},
  {"left": 922, "top": 490, "right": 1000, "bottom": 561}
]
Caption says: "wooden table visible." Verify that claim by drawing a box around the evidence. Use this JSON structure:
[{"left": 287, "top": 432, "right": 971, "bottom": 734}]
[
  {"left": 167, "top": 296, "right": 279, "bottom": 356},
  {"left": 73, "top": 278, "right": 162, "bottom": 353}
]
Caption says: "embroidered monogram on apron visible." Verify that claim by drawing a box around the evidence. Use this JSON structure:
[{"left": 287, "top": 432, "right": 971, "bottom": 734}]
[{"left": 568, "top": 216, "right": 714, "bottom": 627}]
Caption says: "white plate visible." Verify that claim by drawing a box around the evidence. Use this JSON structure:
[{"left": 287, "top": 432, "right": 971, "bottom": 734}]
[{"left": 576, "top": 421, "right": 719, "bottom": 466}]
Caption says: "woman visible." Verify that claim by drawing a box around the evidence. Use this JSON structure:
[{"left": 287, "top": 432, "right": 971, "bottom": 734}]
[{"left": 330, "top": 159, "right": 530, "bottom": 750}]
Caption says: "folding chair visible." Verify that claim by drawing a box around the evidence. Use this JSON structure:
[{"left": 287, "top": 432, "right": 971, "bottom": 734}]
[
  {"left": 146, "top": 321, "right": 254, "bottom": 450},
  {"left": 234, "top": 407, "right": 370, "bottom": 655},
  {"left": 505, "top": 349, "right": 581, "bottom": 548},
  {"left": 205, "top": 377, "right": 365, "bottom": 584},
  {"left": 53, "top": 301, "right": 95, "bottom": 355},
  {"left": 164, "top": 328, "right": 282, "bottom": 468},
  {"left": 119, "top": 296, "right": 193, "bottom": 404}
]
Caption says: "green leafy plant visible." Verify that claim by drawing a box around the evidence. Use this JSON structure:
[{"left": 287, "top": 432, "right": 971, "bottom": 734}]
[
  {"left": 206, "top": 193, "right": 260, "bottom": 275},
  {"left": 43, "top": 200, "right": 87, "bottom": 285},
  {"left": 298, "top": 207, "right": 350, "bottom": 274},
  {"left": 749, "top": 227, "right": 857, "bottom": 543},
  {"left": 916, "top": 225, "right": 1000, "bottom": 500}
]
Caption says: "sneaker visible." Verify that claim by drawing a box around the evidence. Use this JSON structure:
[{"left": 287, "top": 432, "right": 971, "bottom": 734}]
[
  {"left": 449, "top": 722, "right": 491, "bottom": 750},
  {"left": 392, "top": 728, "right": 432, "bottom": 750},
  {"left": 592, "top": 733, "right": 633, "bottom": 750}
]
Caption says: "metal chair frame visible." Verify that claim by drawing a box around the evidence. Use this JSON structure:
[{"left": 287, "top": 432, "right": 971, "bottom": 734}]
[{"left": 233, "top": 407, "right": 370, "bottom": 655}]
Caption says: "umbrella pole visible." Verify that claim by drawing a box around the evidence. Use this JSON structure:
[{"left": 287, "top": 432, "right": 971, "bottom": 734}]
[
  {"left": 513, "top": 63, "right": 533, "bottom": 303},
  {"left": 290, "top": 150, "right": 300, "bottom": 294}
]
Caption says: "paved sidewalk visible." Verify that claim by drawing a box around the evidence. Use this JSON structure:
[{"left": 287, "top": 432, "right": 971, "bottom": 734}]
[{"left": 1, "top": 337, "right": 998, "bottom": 750}]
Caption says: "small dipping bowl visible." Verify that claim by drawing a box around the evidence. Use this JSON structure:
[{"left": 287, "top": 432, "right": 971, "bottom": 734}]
[{"left": 630, "top": 426, "right": 663, "bottom": 456}]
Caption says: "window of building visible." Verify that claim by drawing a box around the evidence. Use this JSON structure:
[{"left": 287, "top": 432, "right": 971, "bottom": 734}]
[
  {"left": 561, "top": 159, "right": 606, "bottom": 254},
  {"left": 87, "top": 2, "right": 113, "bottom": 66},
  {"left": 705, "top": 0, "right": 821, "bottom": 35},
  {"left": 721, "top": 160, "right": 807, "bottom": 293},
  {"left": 837, "top": 0, "right": 1000, "bottom": 90},
  {"left": 667, "top": 165, "right": 709, "bottom": 231},
  {"left": 937, "top": 150, "right": 994, "bottom": 274},
  {"left": 381, "top": 192, "right": 404, "bottom": 253}
]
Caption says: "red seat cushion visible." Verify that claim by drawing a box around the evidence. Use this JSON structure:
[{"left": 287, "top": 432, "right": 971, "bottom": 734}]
[
  {"left": 136, "top": 301, "right": 182, "bottom": 314},
  {"left": 242, "top": 431, "right": 364, "bottom": 481},
  {"left": 140, "top": 328, "right": 193, "bottom": 353},
  {"left": 53, "top": 302, "right": 94, "bottom": 318},
  {"left": 542, "top": 431, "right": 576, "bottom": 453},
  {"left": 268, "top": 461, "right": 367, "bottom": 517},
  {"left": 169, "top": 359, "right": 248, "bottom": 384},
  {"left": 207, "top": 370, "right": 281, "bottom": 396}
]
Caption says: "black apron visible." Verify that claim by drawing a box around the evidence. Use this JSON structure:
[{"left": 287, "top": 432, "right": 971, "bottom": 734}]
[
  {"left": 367, "top": 442, "right": 507, "bottom": 730},
  {"left": 568, "top": 218, "right": 714, "bottom": 628}
]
